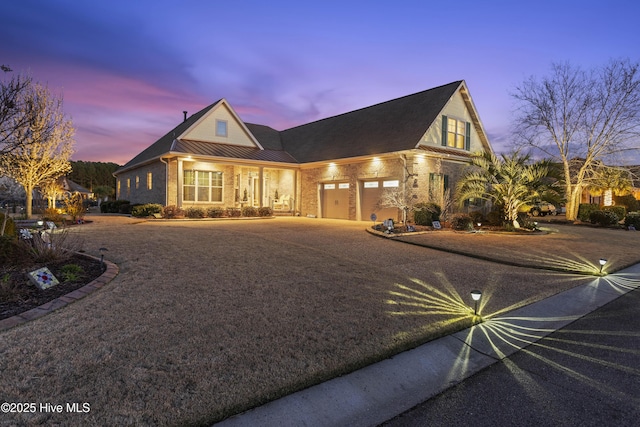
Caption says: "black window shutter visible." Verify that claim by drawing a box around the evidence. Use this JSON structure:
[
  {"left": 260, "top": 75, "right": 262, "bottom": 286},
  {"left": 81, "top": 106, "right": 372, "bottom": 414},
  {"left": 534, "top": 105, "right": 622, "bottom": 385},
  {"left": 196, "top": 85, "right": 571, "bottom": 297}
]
[
  {"left": 465, "top": 122, "right": 471, "bottom": 151},
  {"left": 441, "top": 116, "right": 448, "bottom": 146}
]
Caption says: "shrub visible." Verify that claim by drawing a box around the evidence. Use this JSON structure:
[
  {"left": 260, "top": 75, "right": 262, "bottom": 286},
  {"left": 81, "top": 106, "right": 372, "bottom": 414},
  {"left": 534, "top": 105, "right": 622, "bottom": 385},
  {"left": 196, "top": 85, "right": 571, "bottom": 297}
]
[
  {"left": 468, "top": 210, "right": 484, "bottom": 225},
  {"left": 59, "top": 264, "right": 84, "bottom": 282},
  {"left": 185, "top": 207, "right": 205, "bottom": 218},
  {"left": 241, "top": 206, "right": 258, "bottom": 217},
  {"left": 64, "top": 194, "right": 86, "bottom": 222},
  {"left": 624, "top": 212, "right": 640, "bottom": 230},
  {"left": 162, "top": 205, "right": 184, "bottom": 219},
  {"left": 131, "top": 203, "right": 163, "bottom": 217},
  {"left": 0, "top": 213, "right": 16, "bottom": 237},
  {"left": 589, "top": 210, "right": 620, "bottom": 227},
  {"left": 118, "top": 203, "right": 132, "bottom": 215},
  {"left": 258, "top": 207, "right": 273, "bottom": 217},
  {"left": 577, "top": 204, "right": 599, "bottom": 222},
  {"left": 227, "top": 207, "right": 242, "bottom": 217},
  {"left": 42, "top": 208, "right": 64, "bottom": 224},
  {"left": 486, "top": 209, "right": 504, "bottom": 226},
  {"left": 22, "top": 228, "right": 85, "bottom": 263},
  {"left": 614, "top": 194, "right": 639, "bottom": 212},
  {"left": 100, "top": 200, "right": 131, "bottom": 213},
  {"left": 603, "top": 205, "right": 625, "bottom": 221},
  {"left": 207, "top": 207, "right": 226, "bottom": 218},
  {"left": 413, "top": 202, "right": 441, "bottom": 226},
  {"left": 0, "top": 235, "right": 23, "bottom": 265},
  {"left": 450, "top": 213, "right": 473, "bottom": 230}
]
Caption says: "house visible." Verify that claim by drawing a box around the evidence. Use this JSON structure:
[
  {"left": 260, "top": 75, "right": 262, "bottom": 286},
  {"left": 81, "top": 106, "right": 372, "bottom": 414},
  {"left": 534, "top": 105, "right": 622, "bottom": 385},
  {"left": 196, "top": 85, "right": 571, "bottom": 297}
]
[{"left": 114, "top": 80, "right": 493, "bottom": 221}]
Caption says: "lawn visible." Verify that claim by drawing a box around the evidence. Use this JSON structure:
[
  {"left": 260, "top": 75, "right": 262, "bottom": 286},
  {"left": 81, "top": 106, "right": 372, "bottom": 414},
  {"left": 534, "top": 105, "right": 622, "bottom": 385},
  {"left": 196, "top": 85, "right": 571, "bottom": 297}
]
[{"left": 0, "top": 216, "right": 637, "bottom": 426}]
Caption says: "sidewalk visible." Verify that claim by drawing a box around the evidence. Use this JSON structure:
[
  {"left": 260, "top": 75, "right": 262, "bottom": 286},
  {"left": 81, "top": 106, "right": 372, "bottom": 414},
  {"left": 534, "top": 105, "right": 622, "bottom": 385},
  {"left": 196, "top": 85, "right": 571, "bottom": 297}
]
[{"left": 216, "top": 262, "right": 640, "bottom": 426}]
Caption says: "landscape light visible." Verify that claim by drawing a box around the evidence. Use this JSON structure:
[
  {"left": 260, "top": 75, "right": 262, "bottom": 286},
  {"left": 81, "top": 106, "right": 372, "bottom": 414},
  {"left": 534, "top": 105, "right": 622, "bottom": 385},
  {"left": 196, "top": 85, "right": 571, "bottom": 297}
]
[
  {"left": 599, "top": 258, "right": 607, "bottom": 274},
  {"left": 99, "top": 247, "right": 109, "bottom": 270},
  {"left": 470, "top": 290, "right": 482, "bottom": 315}
]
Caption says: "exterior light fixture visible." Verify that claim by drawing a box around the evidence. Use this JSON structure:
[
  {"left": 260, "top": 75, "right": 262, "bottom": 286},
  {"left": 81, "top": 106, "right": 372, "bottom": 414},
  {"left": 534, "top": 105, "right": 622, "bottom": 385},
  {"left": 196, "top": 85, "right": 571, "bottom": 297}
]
[
  {"left": 599, "top": 258, "right": 607, "bottom": 274},
  {"left": 99, "top": 247, "right": 109, "bottom": 270},
  {"left": 477, "top": 222, "right": 481, "bottom": 228},
  {"left": 470, "top": 290, "right": 482, "bottom": 316}
]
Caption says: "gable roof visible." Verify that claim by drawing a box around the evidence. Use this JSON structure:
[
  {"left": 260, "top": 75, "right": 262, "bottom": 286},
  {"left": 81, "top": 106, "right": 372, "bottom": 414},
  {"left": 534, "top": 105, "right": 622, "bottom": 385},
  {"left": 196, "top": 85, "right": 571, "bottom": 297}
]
[
  {"left": 280, "top": 81, "right": 462, "bottom": 163},
  {"left": 116, "top": 80, "right": 490, "bottom": 174},
  {"left": 120, "top": 101, "right": 220, "bottom": 170}
]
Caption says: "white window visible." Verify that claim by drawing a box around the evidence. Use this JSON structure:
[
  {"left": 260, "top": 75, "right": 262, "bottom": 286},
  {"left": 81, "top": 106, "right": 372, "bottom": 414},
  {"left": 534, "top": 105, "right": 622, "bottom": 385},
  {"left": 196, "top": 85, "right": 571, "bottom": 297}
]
[
  {"left": 338, "top": 183, "right": 350, "bottom": 189},
  {"left": 383, "top": 180, "right": 399, "bottom": 188},
  {"left": 364, "top": 182, "right": 379, "bottom": 188},
  {"left": 447, "top": 117, "right": 467, "bottom": 150},
  {"left": 324, "top": 183, "right": 336, "bottom": 190},
  {"left": 184, "top": 170, "right": 223, "bottom": 202},
  {"left": 216, "top": 120, "right": 228, "bottom": 137}
]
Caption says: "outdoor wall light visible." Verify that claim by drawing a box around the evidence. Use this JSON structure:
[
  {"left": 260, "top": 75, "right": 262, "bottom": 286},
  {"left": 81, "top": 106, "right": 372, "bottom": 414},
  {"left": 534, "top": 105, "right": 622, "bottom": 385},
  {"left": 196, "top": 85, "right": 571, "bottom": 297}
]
[
  {"left": 599, "top": 258, "right": 607, "bottom": 274},
  {"left": 470, "top": 290, "right": 482, "bottom": 315}
]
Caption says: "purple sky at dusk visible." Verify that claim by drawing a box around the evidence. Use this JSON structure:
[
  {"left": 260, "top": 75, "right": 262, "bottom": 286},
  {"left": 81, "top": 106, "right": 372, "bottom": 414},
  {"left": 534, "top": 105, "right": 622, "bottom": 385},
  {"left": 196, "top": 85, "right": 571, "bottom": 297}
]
[{"left": 1, "top": 0, "right": 639, "bottom": 165}]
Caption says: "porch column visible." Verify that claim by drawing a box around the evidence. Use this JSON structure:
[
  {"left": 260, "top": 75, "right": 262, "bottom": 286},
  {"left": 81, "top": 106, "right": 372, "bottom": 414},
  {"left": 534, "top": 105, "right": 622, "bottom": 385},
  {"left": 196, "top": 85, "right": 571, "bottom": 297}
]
[
  {"left": 258, "top": 167, "right": 264, "bottom": 207},
  {"left": 177, "top": 158, "right": 184, "bottom": 208}
]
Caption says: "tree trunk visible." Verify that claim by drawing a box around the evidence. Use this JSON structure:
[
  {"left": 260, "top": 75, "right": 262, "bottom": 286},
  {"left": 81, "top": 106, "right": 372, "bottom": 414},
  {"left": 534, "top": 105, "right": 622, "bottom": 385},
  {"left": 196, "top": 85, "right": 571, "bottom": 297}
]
[
  {"left": 565, "top": 185, "right": 582, "bottom": 221},
  {"left": 25, "top": 184, "right": 33, "bottom": 219}
]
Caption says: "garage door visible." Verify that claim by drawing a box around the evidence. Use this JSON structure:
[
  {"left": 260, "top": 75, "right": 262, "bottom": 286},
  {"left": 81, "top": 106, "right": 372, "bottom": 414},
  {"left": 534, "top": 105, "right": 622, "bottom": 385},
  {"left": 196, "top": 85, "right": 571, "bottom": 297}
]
[
  {"left": 322, "top": 182, "right": 350, "bottom": 219},
  {"left": 361, "top": 179, "right": 400, "bottom": 222}
]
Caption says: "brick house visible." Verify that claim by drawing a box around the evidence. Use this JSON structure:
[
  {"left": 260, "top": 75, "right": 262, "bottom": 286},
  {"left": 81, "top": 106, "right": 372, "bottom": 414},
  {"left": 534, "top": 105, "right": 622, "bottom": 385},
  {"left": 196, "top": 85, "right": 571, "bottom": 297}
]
[{"left": 114, "top": 80, "right": 493, "bottom": 221}]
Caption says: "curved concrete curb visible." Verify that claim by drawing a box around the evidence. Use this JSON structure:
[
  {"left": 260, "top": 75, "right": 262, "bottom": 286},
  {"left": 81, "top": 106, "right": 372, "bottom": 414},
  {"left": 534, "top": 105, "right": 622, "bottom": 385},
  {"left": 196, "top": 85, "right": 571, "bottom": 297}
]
[
  {"left": 0, "top": 254, "right": 119, "bottom": 332},
  {"left": 365, "top": 227, "right": 606, "bottom": 276}
]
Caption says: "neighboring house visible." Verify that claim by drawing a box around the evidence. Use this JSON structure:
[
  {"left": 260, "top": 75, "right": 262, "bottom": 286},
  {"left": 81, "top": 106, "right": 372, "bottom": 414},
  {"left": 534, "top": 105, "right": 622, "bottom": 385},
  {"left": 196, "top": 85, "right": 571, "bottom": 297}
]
[
  {"left": 114, "top": 80, "right": 493, "bottom": 221},
  {"left": 58, "top": 176, "right": 93, "bottom": 199}
]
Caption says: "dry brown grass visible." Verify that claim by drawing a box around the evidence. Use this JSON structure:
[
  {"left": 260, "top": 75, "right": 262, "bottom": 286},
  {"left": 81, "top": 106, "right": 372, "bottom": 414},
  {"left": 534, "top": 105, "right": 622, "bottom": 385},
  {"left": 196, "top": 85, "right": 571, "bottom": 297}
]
[{"left": 0, "top": 215, "right": 638, "bottom": 426}]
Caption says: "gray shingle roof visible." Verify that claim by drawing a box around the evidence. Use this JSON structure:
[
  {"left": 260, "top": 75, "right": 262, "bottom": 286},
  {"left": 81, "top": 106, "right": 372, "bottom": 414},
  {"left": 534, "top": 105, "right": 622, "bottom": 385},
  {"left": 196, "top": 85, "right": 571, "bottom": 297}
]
[
  {"left": 280, "top": 81, "right": 462, "bottom": 163},
  {"left": 116, "top": 81, "right": 464, "bottom": 173}
]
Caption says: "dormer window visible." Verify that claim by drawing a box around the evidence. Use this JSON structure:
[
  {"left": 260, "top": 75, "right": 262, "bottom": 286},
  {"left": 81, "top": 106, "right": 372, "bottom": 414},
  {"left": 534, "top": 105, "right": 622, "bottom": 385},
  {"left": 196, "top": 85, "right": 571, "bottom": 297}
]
[
  {"left": 216, "top": 120, "right": 228, "bottom": 137},
  {"left": 441, "top": 115, "right": 470, "bottom": 150}
]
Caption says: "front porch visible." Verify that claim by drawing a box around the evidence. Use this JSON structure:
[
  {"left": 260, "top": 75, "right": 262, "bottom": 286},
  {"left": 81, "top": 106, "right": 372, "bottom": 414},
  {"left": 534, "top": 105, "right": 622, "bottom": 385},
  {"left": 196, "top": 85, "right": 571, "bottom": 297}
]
[{"left": 170, "top": 159, "right": 298, "bottom": 214}]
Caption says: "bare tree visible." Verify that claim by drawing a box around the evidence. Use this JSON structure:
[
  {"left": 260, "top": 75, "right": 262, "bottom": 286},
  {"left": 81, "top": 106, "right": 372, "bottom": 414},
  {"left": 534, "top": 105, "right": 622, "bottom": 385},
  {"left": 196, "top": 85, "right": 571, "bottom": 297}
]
[
  {"left": 0, "top": 81, "right": 74, "bottom": 218},
  {"left": 377, "top": 187, "right": 419, "bottom": 225},
  {"left": 512, "top": 59, "right": 640, "bottom": 220},
  {"left": 0, "top": 68, "right": 33, "bottom": 155}
]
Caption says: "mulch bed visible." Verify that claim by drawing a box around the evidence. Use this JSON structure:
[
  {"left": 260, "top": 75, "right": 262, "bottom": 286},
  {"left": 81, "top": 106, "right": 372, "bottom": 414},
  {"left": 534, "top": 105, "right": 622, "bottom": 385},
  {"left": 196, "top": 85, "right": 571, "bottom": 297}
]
[{"left": 0, "top": 253, "right": 103, "bottom": 320}]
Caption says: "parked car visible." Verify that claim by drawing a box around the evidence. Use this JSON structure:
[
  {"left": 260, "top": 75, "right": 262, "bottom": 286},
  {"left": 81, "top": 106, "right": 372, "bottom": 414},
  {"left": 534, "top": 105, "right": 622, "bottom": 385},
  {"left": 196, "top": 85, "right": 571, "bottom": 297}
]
[{"left": 529, "top": 202, "right": 557, "bottom": 216}]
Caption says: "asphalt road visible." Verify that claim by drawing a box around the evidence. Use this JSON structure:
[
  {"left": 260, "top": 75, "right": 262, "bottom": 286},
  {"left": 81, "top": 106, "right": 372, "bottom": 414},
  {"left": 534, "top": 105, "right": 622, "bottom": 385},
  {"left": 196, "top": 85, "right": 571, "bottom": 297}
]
[{"left": 381, "top": 287, "right": 640, "bottom": 427}]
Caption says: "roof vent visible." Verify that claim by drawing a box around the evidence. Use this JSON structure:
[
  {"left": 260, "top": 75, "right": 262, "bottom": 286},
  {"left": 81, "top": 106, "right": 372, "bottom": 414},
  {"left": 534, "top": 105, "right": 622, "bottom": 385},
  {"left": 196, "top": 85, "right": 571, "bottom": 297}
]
[{"left": 183, "top": 111, "right": 187, "bottom": 122}]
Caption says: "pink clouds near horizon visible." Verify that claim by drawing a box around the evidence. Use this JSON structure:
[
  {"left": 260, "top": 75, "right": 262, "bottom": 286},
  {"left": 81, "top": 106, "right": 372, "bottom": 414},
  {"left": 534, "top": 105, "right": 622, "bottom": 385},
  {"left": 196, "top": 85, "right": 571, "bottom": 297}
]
[{"left": 2, "top": 0, "right": 639, "bottom": 165}]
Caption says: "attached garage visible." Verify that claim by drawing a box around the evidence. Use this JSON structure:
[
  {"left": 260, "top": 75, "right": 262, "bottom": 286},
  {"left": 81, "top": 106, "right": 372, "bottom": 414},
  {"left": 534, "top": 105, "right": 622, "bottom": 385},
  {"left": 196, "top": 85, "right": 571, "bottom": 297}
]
[
  {"left": 321, "top": 182, "right": 350, "bottom": 219},
  {"left": 360, "top": 179, "right": 401, "bottom": 222}
]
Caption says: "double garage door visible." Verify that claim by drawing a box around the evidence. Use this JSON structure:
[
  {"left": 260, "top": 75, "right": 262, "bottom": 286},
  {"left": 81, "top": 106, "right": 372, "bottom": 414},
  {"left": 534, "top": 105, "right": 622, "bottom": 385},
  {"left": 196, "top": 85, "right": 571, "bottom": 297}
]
[{"left": 321, "top": 179, "right": 400, "bottom": 221}]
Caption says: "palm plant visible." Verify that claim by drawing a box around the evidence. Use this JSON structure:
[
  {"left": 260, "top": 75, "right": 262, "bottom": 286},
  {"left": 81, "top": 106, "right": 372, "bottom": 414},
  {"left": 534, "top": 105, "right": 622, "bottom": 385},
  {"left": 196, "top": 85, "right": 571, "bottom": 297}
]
[{"left": 457, "top": 151, "right": 555, "bottom": 225}]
